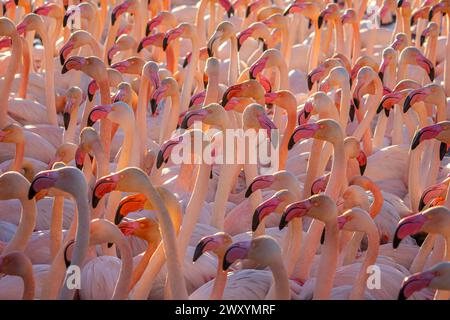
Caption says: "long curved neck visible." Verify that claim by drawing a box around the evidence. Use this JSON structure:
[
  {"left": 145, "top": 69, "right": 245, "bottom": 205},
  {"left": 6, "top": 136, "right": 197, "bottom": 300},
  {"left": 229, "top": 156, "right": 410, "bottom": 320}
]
[
  {"left": 3, "top": 196, "right": 36, "bottom": 254},
  {"left": 65, "top": 109, "right": 78, "bottom": 143},
  {"left": 40, "top": 32, "right": 57, "bottom": 125},
  {"left": 59, "top": 191, "right": 91, "bottom": 300},
  {"left": 98, "top": 79, "right": 112, "bottom": 160},
  {"left": 352, "top": 23, "right": 361, "bottom": 65},
  {"left": 142, "top": 180, "right": 188, "bottom": 299},
  {"left": 228, "top": 36, "right": 239, "bottom": 86},
  {"left": 50, "top": 196, "right": 64, "bottom": 260},
  {"left": 278, "top": 104, "right": 296, "bottom": 170},
  {"left": 116, "top": 118, "right": 136, "bottom": 169},
  {"left": 313, "top": 219, "right": 339, "bottom": 300},
  {"left": 334, "top": 19, "right": 344, "bottom": 55},
  {"left": 268, "top": 258, "right": 290, "bottom": 300},
  {"left": 349, "top": 227, "right": 379, "bottom": 299},
  {"left": 129, "top": 241, "right": 159, "bottom": 292},
  {"left": 18, "top": 37, "right": 31, "bottom": 99},
  {"left": 309, "top": 19, "right": 321, "bottom": 71},
  {"left": 0, "top": 33, "right": 21, "bottom": 128},
  {"left": 195, "top": 0, "right": 209, "bottom": 45},
  {"left": 178, "top": 163, "right": 211, "bottom": 259},
  {"left": 111, "top": 233, "right": 133, "bottom": 300},
  {"left": 12, "top": 141, "right": 25, "bottom": 172},
  {"left": 210, "top": 254, "right": 227, "bottom": 300},
  {"left": 204, "top": 74, "right": 219, "bottom": 105},
  {"left": 136, "top": 76, "right": 150, "bottom": 163},
  {"left": 353, "top": 86, "right": 383, "bottom": 142},
  {"left": 180, "top": 37, "right": 199, "bottom": 113},
  {"left": 166, "top": 93, "right": 180, "bottom": 143},
  {"left": 339, "top": 83, "right": 351, "bottom": 131},
  {"left": 367, "top": 184, "right": 383, "bottom": 218},
  {"left": 21, "top": 266, "right": 36, "bottom": 300},
  {"left": 325, "top": 136, "right": 346, "bottom": 200}
]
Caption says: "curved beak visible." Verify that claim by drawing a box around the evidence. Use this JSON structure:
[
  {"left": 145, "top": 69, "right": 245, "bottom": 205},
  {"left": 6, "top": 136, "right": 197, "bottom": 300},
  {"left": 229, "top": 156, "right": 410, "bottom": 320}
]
[
  {"left": 398, "top": 270, "right": 435, "bottom": 300},
  {"left": 28, "top": 170, "right": 59, "bottom": 200},
  {"left": 61, "top": 56, "right": 86, "bottom": 74},
  {"left": 249, "top": 56, "right": 269, "bottom": 80},
  {"left": 403, "top": 87, "right": 430, "bottom": 113},
  {"left": 307, "top": 66, "right": 324, "bottom": 91},
  {"left": 280, "top": 199, "right": 312, "bottom": 230},
  {"left": 393, "top": 213, "right": 427, "bottom": 248},
  {"left": 156, "top": 136, "right": 183, "bottom": 169},
  {"left": 245, "top": 174, "right": 275, "bottom": 198},
  {"left": 115, "top": 194, "right": 147, "bottom": 225},
  {"left": 180, "top": 109, "right": 209, "bottom": 129},
  {"left": 411, "top": 124, "right": 444, "bottom": 150},
  {"left": 63, "top": 100, "right": 75, "bottom": 130},
  {"left": 87, "top": 80, "right": 98, "bottom": 102},
  {"left": 418, "top": 182, "right": 447, "bottom": 211},
  {"left": 288, "top": 123, "right": 320, "bottom": 150},
  {"left": 87, "top": 104, "right": 112, "bottom": 127},
  {"left": 59, "top": 40, "right": 74, "bottom": 66},
  {"left": 252, "top": 197, "right": 282, "bottom": 231},
  {"left": 193, "top": 236, "right": 220, "bottom": 262},
  {"left": 92, "top": 173, "right": 120, "bottom": 208},
  {"left": 222, "top": 240, "right": 251, "bottom": 270}
]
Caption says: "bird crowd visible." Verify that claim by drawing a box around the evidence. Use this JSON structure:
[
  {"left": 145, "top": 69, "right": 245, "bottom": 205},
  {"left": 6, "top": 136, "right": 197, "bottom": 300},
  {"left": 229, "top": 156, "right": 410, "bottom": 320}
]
[{"left": 0, "top": 0, "right": 450, "bottom": 300}]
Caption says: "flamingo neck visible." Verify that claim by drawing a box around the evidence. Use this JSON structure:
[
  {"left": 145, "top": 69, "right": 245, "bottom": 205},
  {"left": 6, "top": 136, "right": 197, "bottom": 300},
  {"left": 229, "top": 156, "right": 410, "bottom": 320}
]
[
  {"left": 268, "top": 258, "right": 291, "bottom": 300},
  {"left": 142, "top": 181, "right": 188, "bottom": 299},
  {"left": 12, "top": 141, "right": 25, "bottom": 172},
  {"left": 59, "top": 190, "right": 91, "bottom": 300},
  {"left": 18, "top": 37, "right": 31, "bottom": 99},
  {"left": 50, "top": 196, "right": 64, "bottom": 260},
  {"left": 21, "top": 266, "right": 36, "bottom": 300},
  {"left": 0, "top": 33, "right": 21, "bottom": 128},
  {"left": 210, "top": 257, "right": 228, "bottom": 300},
  {"left": 349, "top": 227, "right": 379, "bottom": 299},
  {"left": 312, "top": 219, "right": 339, "bottom": 300},
  {"left": 111, "top": 234, "right": 133, "bottom": 300},
  {"left": 3, "top": 196, "right": 36, "bottom": 254},
  {"left": 178, "top": 163, "right": 211, "bottom": 258}
]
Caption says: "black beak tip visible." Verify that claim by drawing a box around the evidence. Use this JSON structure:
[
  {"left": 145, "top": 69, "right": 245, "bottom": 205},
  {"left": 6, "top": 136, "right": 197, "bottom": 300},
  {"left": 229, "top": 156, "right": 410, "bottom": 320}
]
[
  {"left": 137, "top": 42, "right": 144, "bottom": 53},
  {"left": 111, "top": 13, "right": 117, "bottom": 26},
  {"left": 107, "top": 243, "right": 114, "bottom": 248},
  {"left": 28, "top": 187, "right": 37, "bottom": 200},
  {"left": 359, "top": 164, "right": 366, "bottom": 176},
  {"left": 88, "top": 92, "right": 94, "bottom": 102},
  {"left": 439, "top": 142, "right": 447, "bottom": 160},
  {"left": 378, "top": 71, "right": 384, "bottom": 82},
  {"left": 156, "top": 150, "right": 165, "bottom": 169},
  {"left": 376, "top": 103, "right": 383, "bottom": 114},
  {"left": 61, "top": 64, "right": 68, "bottom": 74},
  {"left": 288, "top": 136, "right": 296, "bottom": 150},
  {"left": 245, "top": 185, "right": 253, "bottom": 198},
  {"left": 279, "top": 215, "right": 287, "bottom": 230},
  {"left": 63, "top": 15, "right": 69, "bottom": 27},
  {"left": 63, "top": 113, "right": 70, "bottom": 130},
  {"left": 397, "top": 288, "right": 407, "bottom": 300},
  {"left": 429, "top": 68, "right": 435, "bottom": 81},
  {"left": 150, "top": 99, "right": 157, "bottom": 115},
  {"left": 207, "top": 47, "right": 213, "bottom": 58},
  {"left": 384, "top": 108, "right": 390, "bottom": 117},
  {"left": 245, "top": 7, "right": 251, "bottom": 18},
  {"left": 183, "top": 58, "right": 189, "bottom": 68},
  {"left": 76, "top": 162, "right": 84, "bottom": 170},
  {"left": 307, "top": 76, "right": 314, "bottom": 91},
  {"left": 403, "top": 96, "right": 412, "bottom": 113},
  {"left": 227, "top": 7, "right": 234, "bottom": 18},
  {"left": 60, "top": 54, "right": 65, "bottom": 66},
  {"left": 393, "top": 233, "right": 402, "bottom": 249},
  {"left": 349, "top": 104, "right": 356, "bottom": 122},
  {"left": 145, "top": 25, "right": 151, "bottom": 37},
  {"left": 420, "top": 35, "right": 426, "bottom": 47},
  {"left": 251, "top": 210, "right": 260, "bottom": 232},
  {"left": 318, "top": 16, "right": 324, "bottom": 29},
  {"left": 92, "top": 195, "right": 100, "bottom": 209},
  {"left": 428, "top": 10, "right": 434, "bottom": 21},
  {"left": 162, "top": 37, "right": 169, "bottom": 51},
  {"left": 418, "top": 199, "right": 425, "bottom": 211},
  {"left": 87, "top": 118, "right": 95, "bottom": 127},
  {"left": 353, "top": 98, "right": 359, "bottom": 109}
]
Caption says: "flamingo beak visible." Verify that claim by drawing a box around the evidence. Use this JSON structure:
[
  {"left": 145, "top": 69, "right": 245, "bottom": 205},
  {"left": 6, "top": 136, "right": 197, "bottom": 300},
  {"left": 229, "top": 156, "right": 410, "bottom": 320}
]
[
  {"left": 87, "top": 104, "right": 112, "bottom": 127},
  {"left": 28, "top": 170, "right": 59, "bottom": 200},
  {"left": 61, "top": 56, "right": 86, "bottom": 74},
  {"left": 249, "top": 57, "right": 268, "bottom": 80},
  {"left": 156, "top": 136, "right": 183, "bottom": 169},
  {"left": 393, "top": 213, "right": 427, "bottom": 248},
  {"left": 288, "top": 123, "right": 320, "bottom": 150},
  {"left": 92, "top": 173, "right": 120, "bottom": 208},
  {"left": 180, "top": 109, "right": 209, "bottom": 129},
  {"left": 193, "top": 236, "right": 221, "bottom": 262},
  {"left": 115, "top": 195, "right": 144, "bottom": 225},
  {"left": 252, "top": 197, "right": 282, "bottom": 231},
  {"left": 223, "top": 241, "right": 251, "bottom": 270},
  {"left": 245, "top": 175, "right": 275, "bottom": 198},
  {"left": 403, "top": 88, "right": 429, "bottom": 113},
  {"left": 398, "top": 270, "right": 435, "bottom": 300},
  {"left": 411, "top": 124, "right": 444, "bottom": 150},
  {"left": 279, "top": 199, "right": 313, "bottom": 230}
]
